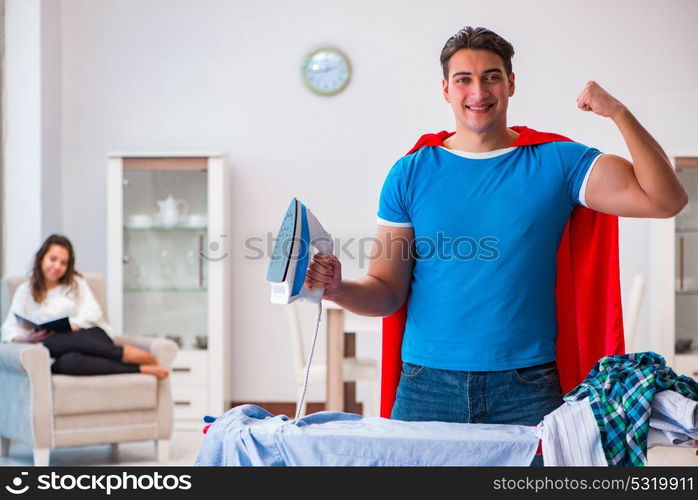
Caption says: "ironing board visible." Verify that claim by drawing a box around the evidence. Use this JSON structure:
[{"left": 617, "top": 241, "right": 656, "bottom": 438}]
[
  {"left": 197, "top": 404, "right": 541, "bottom": 466},
  {"left": 197, "top": 401, "right": 698, "bottom": 466}
]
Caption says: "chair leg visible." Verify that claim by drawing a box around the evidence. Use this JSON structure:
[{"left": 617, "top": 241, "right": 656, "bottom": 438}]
[
  {"left": 33, "top": 448, "right": 50, "bottom": 466},
  {"left": 362, "top": 392, "right": 373, "bottom": 417},
  {"left": 1, "top": 437, "right": 9, "bottom": 457},
  {"left": 370, "top": 379, "right": 381, "bottom": 418},
  {"left": 155, "top": 439, "right": 170, "bottom": 463}
]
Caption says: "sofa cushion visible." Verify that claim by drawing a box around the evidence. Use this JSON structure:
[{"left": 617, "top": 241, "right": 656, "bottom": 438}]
[{"left": 52, "top": 373, "right": 157, "bottom": 416}]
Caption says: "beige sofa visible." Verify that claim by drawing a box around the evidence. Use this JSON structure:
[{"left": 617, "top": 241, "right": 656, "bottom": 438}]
[{"left": 0, "top": 273, "right": 178, "bottom": 466}]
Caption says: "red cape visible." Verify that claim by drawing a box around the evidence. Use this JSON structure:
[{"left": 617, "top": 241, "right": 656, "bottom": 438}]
[{"left": 380, "top": 126, "right": 625, "bottom": 418}]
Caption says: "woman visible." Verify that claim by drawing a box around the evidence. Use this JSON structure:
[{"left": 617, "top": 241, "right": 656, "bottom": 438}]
[{"left": 1, "top": 234, "right": 168, "bottom": 379}]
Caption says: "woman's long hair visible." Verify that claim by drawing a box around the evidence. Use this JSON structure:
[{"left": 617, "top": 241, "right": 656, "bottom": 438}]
[{"left": 30, "top": 234, "right": 81, "bottom": 303}]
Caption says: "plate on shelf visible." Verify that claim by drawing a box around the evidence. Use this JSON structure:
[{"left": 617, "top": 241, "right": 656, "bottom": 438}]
[
  {"left": 181, "top": 214, "right": 208, "bottom": 228},
  {"left": 127, "top": 214, "right": 153, "bottom": 228}
]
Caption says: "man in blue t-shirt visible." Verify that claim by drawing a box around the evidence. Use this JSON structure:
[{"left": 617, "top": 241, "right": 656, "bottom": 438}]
[{"left": 304, "top": 27, "right": 687, "bottom": 428}]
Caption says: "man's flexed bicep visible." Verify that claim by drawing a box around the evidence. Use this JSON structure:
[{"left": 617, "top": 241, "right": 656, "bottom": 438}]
[
  {"left": 305, "top": 224, "right": 414, "bottom": 317},
  {"left": 584, "top": 154, "right": 669, "bottom": 217},
  {"left": 575, "top": 81, "right": 688, "bottom": 218}
]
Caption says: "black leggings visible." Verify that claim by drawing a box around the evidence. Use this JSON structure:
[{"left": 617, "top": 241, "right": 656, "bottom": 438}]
[{"left": 43, "top": 327, "right": 140, "bottom": 375}]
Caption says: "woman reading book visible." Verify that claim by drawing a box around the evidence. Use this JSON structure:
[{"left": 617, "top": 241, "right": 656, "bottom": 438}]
[{"left": 0, "top": 234, "right": 168, "bottom": 379}]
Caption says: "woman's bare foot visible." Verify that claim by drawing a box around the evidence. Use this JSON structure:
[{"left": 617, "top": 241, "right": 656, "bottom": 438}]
[
  {"left": 139, "top": 364, "right": 169, "bottom": 379},
  {"left": 122, "top": 344, "right": 157, "bottom": 365}
]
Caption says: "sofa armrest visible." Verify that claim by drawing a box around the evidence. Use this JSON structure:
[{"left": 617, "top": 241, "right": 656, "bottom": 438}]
[
  {"left": 112, "top": 336, "right": 177, "bottom": 440},
  {"left": 113, "top": 336, "right": 178, "bottom": 368},
  {"left": 0, "top": 343, "right": 54, "bottom": 448},
  {"left": 0, "top": 342, "right": 51, "bottom": 374}
]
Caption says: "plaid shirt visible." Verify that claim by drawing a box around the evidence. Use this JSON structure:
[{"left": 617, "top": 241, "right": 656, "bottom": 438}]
[{"left": 564, "top": 352, "right": 698, "bottom": 466}]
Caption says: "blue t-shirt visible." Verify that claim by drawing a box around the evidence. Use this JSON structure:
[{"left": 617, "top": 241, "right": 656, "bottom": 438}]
[{"left": 377, "top": 142, "right": 603, "bottom": 371}]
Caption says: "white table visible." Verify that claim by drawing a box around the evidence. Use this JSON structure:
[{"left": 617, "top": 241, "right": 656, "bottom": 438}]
[{"left": 323, "top": 301, "right": 382, "bottom": 412}]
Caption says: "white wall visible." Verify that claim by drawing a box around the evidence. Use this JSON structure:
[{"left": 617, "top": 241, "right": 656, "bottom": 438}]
[
  {"left": 3, "top": 0, "right": 42, "bottom": 276},
  {"left": 40, "top": 0, "right": 62, "bottom": 237},
  {"left": 3, "top": 0, "right": 62, "bottom": 276},
  {"left": 32, "top": 0, "right": 698, "bottom": 402}
]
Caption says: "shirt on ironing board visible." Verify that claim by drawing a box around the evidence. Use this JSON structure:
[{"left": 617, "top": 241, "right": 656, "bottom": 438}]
[
  {"left": 377, "top": 141, "right": 602, "bottom": 371},
  {"left": 0, "top": 276, "right": 111, "bottom": 343}
]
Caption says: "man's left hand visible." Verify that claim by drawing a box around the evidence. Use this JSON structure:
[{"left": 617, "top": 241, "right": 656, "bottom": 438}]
[{"left": 576, "top": 81, "right": 626, "bottom": 119}]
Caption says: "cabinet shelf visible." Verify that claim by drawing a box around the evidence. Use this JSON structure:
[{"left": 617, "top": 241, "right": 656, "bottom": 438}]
[
  {"left": 124, "top": 286, "right": 208, "bottom": 293},
  {"left": 124, "top": 225, "right": 207, "bottom": 232}
]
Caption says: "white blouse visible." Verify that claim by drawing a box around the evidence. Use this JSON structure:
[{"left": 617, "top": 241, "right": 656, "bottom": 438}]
[{"left": 1, "top": 276, "right": 111, "bottom": 342}]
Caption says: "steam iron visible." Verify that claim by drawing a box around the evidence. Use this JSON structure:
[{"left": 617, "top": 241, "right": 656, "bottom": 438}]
[{"left": 266, "top": 198, "right": 334, "bottom": 304}]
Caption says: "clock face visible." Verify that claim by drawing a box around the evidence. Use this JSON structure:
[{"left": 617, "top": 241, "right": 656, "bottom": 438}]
[{"left": 302, "top": 47, "right": 351, "bottom": 96}]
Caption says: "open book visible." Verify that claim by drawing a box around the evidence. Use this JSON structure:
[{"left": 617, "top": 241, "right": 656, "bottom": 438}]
[{"left": 14, "top": 313, "right": 71, "bottom": 333}]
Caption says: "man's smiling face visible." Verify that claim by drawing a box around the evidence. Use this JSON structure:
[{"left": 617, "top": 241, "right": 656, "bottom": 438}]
[{"left": 442, "top": 48, "right": 515, "bottom": 135}]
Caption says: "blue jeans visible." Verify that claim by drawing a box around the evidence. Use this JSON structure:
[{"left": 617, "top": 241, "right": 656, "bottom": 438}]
[{"left": 390, "top": 361, "right": 564, "bottom": 466}]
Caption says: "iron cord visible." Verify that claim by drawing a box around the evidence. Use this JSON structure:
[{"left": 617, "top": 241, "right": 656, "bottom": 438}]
[{"left": 294, "top": 301, "right": 323, "bottom": 421}]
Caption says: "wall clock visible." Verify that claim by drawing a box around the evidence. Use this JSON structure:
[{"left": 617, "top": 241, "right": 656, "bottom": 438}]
[{"left": 302, "top": 47, "right": 351, "bottom": 96}]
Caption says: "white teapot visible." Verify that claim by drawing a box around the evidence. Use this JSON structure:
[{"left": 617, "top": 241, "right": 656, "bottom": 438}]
[{"left": 156, "top": 195, "right": 188, "bottom": 228}]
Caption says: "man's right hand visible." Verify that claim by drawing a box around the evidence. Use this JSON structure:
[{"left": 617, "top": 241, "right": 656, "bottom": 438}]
[
  {"left": 304, "top": 253, "right": 342, "bottom": 300},
  {"left": 14, "top": 329, "right": 52, "bottom": 343},
  {"left": 300, "top": 225, "right": 414, "bottom": 316}
]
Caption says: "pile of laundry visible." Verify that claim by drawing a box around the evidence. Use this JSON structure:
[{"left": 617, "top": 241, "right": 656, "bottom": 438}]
[
  {"left": 195, "top": 352, "right": 697, "bottom": 466},
  {"left": 538, "top": 351, "right": 698, "bottom": 466}
]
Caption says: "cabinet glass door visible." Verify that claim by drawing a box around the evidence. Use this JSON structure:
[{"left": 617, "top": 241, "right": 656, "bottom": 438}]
[
  {"left": 122, "top": 160, "right": 209, "bottom": 351},
  {"left": 675, "top": 160, "right": 698, "bottom": 355}
]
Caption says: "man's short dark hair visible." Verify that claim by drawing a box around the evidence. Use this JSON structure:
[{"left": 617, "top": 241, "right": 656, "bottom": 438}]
[{"left": 440, "top": 26, "right": 515, "bottom": 79}]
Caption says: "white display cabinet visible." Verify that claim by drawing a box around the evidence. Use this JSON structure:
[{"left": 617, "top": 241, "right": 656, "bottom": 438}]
[
  {"left": 651, "top": 156, "right": 698, "bottom": 381},
  {"left": 673, "top": 157, "right": 698, "bottom": 379},
  {"left": 107, "top": 154, "right": 230, "bottom": 428}
]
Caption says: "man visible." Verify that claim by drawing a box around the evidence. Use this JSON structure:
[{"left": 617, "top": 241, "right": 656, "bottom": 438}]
[{"left": 304, "top": 27, "right": 687, "bottom": 427}]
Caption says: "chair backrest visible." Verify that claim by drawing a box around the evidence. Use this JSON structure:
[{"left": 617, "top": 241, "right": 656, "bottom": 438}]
[
  {"left": 285, "top": 304, "right": 307, "bottom": 379},
  {"left": 623, "top": 273, "right": 645, "bottom": 352},
  {"left": 83, "top": 273, "right": 108, "bottom": 322},
  {"left": 1, "top": 273, "right": 108, "bottom": 322},
  {"left": 1, "top": 276, "right": 27, "bottom": 320}
]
